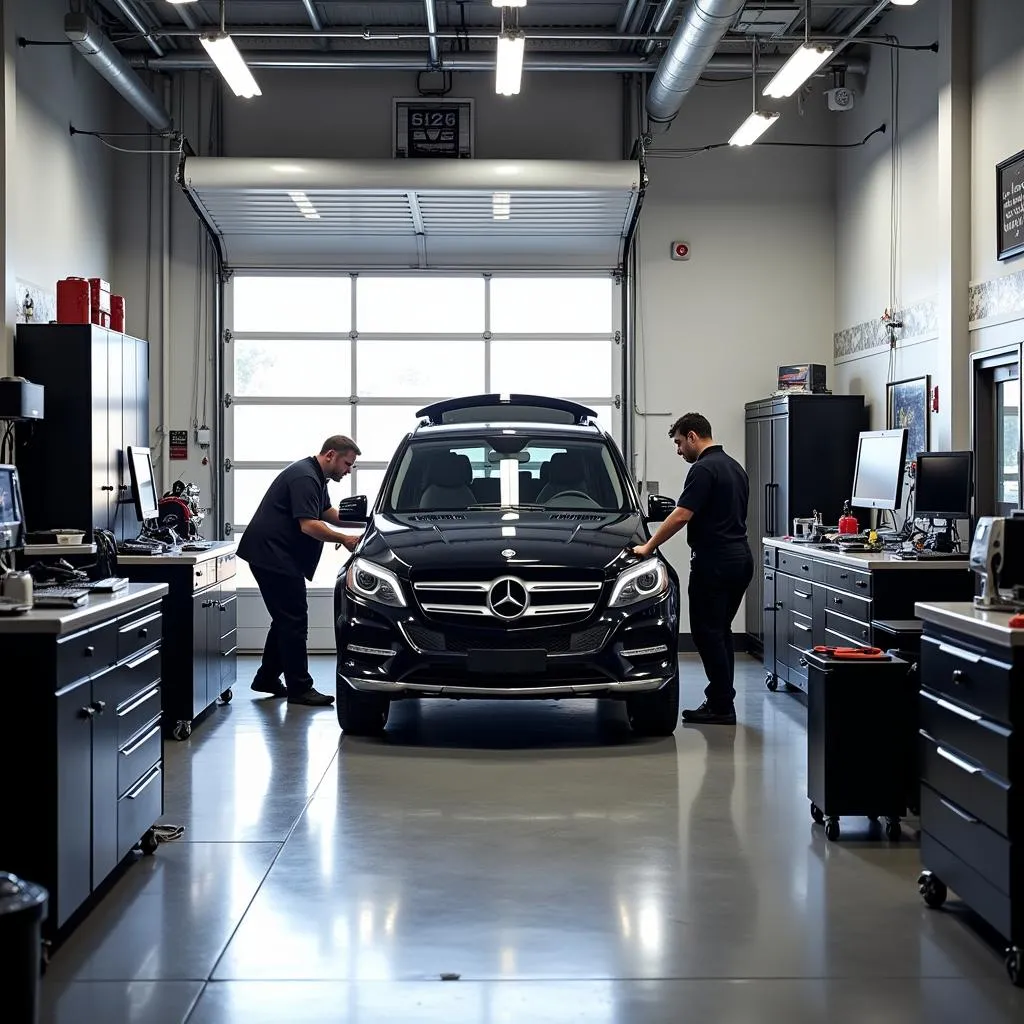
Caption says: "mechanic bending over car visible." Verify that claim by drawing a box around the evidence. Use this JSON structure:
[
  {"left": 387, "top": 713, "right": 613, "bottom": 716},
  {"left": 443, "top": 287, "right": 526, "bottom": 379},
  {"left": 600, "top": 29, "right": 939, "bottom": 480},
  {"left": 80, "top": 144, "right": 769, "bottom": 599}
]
[
  {"left": 237, "top": 435, "right": 364, "bottom": 707},
  {"left": 633, "top": 413, "right": 753, "bottom": 725}
]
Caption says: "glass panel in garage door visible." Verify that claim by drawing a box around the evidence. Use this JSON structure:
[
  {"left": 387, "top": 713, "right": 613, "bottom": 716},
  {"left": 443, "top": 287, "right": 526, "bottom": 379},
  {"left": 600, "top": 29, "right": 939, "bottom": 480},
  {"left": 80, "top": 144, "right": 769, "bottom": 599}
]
[
  {"left": 490, "top": 278, "right": 613, "bottom": 334},
  {"left": 232, "top": 277, "right": 351, "bottom": 334},
  {"left": 356, "top": 277, "right": 485, "bottom": 333},
  {"left": 354, "top": 405, "right": 424, "bottom": 462},
  {"left": 356, "top": 339, "right": 484, "bottom": 397},
  {"left": 232, "top": 406, "right": 353, "bottom": 463},
  {"left": 490, "top": 339, "right": 613, "bottom": 396},
  {"left": 234, "top": 339, "right": 352, "bottom": 397}
]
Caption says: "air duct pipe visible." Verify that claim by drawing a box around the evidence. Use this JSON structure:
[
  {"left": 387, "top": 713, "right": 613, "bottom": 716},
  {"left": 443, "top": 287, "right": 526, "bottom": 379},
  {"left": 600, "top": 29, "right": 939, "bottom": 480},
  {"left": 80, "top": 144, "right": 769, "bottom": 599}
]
[
  {"left": 645, "top": 0, "right": 745, "bottom": 123},
  {"left": 65, "top": 13, "right": 172, "bottom": 131}
]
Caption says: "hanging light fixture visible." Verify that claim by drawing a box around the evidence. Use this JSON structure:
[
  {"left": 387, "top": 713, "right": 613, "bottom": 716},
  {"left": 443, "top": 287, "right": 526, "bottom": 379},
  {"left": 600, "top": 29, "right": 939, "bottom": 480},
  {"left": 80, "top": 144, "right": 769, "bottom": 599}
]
[
  {"left": 763, "top": 1, "right": 834, "bottom": 99},
  {"left": 201, "top": 0, "right": 261, "bottom": 99},
  {"left": 495, "top": 6, "right": 525, "bottom": 96},
  {"left": 730, "top": 43, "right": 779, "bottom": 146}
]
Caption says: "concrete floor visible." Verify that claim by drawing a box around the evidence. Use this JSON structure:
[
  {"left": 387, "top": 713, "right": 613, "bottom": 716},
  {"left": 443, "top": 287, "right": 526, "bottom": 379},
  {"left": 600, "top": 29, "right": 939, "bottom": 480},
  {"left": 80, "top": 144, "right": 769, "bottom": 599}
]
[{"left": 40, "top": 654, "right": 1024, "bottom": 1023}]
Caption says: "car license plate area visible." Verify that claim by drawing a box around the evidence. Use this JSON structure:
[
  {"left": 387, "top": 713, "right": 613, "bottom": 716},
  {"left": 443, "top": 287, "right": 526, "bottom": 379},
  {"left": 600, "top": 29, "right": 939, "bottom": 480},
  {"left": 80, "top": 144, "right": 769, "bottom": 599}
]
[{"left": 467, "top": 649, "right": 547, "bottom": 675}]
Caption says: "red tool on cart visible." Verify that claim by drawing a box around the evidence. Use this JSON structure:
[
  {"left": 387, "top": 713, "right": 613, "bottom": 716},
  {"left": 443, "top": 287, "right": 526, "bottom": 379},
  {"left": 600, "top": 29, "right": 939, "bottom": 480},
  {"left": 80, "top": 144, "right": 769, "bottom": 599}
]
[{"left": 812, "top": 645, "right": 888, "bottom": 660}]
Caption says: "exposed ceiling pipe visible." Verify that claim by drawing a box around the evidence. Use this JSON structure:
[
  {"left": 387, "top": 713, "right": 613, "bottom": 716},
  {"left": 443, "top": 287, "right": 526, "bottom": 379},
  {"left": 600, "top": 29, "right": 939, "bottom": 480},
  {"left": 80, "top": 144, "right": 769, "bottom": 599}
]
[
  {"left": 643, "top": 0, "right": 681, "bottom": 56},
  {"left": 169, "top": 1, "right": 199, "bottom": 31},
  {"left": 424, "top": 0, "right": 440, "bottom": 66},
  {"left": 646, "top": 0, "right": 746, "bottom": 123},
  {"left": 300, "top": 1, "right": 322, "bottom": 32},
  {"left": 65, "top": 13, "right": 172, "bottom": 131},
  {"left": 616, "top": 1, "right": 643, "bottom": 34},
  {"left": 146, "top": 26, "right": 676, "bottom": 43},
  {"left": 108, "top": 0, "right": 164, "bottom": 57},
  {"left": 132, "top": 49, "right": 865, "bottom": 75}
]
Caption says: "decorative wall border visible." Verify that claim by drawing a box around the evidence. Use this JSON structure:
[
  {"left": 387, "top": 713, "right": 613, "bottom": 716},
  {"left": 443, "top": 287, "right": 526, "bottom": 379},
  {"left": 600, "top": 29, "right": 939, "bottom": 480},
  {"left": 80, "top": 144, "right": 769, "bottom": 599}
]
[
  {"left": 969, "top": 266, "right": 1024, "bottom": 326},
  {"left": 833, "top": 297, "right": 938, "bottom": 359}
]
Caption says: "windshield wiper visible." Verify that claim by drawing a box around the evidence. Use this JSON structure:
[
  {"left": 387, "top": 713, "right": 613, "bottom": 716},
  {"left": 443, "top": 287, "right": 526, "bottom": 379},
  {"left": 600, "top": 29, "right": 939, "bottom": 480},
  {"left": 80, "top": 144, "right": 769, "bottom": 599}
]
[{"left": 467, "top": 502, "right": 548, "bottom": 511}]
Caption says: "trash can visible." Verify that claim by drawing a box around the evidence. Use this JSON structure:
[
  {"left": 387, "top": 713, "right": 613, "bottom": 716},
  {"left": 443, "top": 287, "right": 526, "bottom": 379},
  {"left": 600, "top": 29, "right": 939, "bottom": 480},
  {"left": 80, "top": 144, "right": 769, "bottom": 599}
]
[{"left": 0, "top": 872, "right": 48, "bottom": 1024}]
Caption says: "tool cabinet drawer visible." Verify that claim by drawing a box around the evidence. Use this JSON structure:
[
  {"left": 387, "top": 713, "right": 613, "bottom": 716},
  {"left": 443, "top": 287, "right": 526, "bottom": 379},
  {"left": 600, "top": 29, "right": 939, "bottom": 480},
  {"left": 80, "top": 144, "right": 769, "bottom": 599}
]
[
  {"left": 56, "top": 621, "right": 116, "bottom": 688},
  {"left": 920, "top": 732, "right": 1010, "bottom": 837},
  {"left": 778, "top": 552, "right": 814, "bottom": 579},
  {"left": 118, "top": 716, "right": 162, "bottom": 797},
  {"left": 919, "top": 689, "right": 1011, "bottom": 780},
  {"left": 824, "top": 589, "right": 871, "bottom": 623},
  {"left": 825, "top": 563, "right": 872, "bottom": 596},
  {"left": 920, "top": 635, "right": 1011, "bottom": 724},
  {"left": 117, "top": 763, "right": 162, "bottom": 862},
  {"left": 116, "top": 602, "right": 162, "bottom": 662},
  {"left": 824, "top": 610, "right": 872, "bottom": 646}
]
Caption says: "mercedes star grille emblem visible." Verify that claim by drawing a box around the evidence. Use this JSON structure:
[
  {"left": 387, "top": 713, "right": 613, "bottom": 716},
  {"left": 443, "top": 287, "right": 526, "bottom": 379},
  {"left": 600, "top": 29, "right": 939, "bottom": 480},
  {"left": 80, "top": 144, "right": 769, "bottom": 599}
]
[
  {"left": 501, "top": 548, "right": 516, "bottom": 557},
  {"left": 487, "top": 576, "right": 529, "bottom": 620}
]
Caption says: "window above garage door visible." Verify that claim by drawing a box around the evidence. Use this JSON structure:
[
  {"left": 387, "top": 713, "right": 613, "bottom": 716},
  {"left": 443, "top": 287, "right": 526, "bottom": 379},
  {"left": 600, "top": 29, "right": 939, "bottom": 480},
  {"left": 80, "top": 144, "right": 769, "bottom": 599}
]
[{"left": 177, "top": 157, "right": 645, "bottom": 271}]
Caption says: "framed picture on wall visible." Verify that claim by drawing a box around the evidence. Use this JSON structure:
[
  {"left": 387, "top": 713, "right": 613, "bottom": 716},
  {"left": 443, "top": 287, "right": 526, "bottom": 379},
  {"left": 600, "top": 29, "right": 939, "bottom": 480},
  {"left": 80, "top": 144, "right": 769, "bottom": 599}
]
[
  {"left": 997, "top": 147, "right": 1024, "bottom": 261},
  {"left": 887, "top": 375, "right": 930, "bottom": 463}
]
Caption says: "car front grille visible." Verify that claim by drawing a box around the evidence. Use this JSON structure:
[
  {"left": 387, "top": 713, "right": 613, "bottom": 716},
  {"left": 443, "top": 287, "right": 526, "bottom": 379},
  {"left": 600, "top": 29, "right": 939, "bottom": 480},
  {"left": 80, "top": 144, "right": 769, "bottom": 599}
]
[
  {"left": 411, "top": 570, "right": 604, "bottom": 627},
  {"left": 403, "top": 622, "right": 610, "bottom": 657}
]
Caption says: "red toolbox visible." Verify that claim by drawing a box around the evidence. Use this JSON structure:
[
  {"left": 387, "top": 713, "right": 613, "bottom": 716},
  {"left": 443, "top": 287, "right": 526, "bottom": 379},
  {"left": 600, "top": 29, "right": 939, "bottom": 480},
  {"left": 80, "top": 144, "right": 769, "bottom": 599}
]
[
  {"left": 56, "top": 277, "right": 92, "bottom": 324},
  {"left": 88, "top": 277, "right": 111, "bottom": 316},
  {"left": 111, "top": 295, "right": 126, "bottom": 333}
]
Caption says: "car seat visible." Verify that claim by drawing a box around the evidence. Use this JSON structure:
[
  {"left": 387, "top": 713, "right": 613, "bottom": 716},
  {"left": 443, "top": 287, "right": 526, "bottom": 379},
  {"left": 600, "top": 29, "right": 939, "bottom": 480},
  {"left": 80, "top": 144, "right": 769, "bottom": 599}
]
[
  {"left": 419, "top": 452, "right": 477, "bottom": 510},
  {"left": 536, "top": 451, "right": 589, "bottom": 503}
]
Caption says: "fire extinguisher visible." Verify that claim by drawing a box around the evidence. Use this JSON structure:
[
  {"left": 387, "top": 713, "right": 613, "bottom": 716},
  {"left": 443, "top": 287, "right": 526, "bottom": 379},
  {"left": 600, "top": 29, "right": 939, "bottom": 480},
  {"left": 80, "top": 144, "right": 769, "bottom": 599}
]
[{"left": 838, "top": 500, "right": 859, "bottom": 535}]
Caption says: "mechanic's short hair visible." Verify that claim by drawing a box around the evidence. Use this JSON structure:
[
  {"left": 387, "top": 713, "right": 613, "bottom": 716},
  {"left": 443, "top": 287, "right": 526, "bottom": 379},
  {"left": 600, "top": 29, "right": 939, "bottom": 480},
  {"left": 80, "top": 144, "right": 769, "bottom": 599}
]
[
  {"left": 321, "top": 435, "right": 361, "bottom": 457},
  {"left": 668, "top": 413, "right": 712, "bottom": 440}
]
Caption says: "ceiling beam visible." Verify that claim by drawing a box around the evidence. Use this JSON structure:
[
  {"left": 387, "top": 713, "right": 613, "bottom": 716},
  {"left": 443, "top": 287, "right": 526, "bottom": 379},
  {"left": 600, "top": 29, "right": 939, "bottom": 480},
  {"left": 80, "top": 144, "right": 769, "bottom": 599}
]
[{"left": 299, "top": 1, "right": 322, "bottom": 32}]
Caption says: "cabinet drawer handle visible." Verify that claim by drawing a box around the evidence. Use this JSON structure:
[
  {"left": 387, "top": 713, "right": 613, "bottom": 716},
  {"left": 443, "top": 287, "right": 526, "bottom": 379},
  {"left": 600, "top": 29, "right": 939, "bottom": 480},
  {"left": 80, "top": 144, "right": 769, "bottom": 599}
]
[
  {"left": 951, "top": 669, "right": 964, "bottom": 684},
  {"left": 833, "top": 597, "right": 842, "bottom": 606},
  {"left": 937, "top": 746, "right": 981, "bottom": 775},
  {"left": 124, "top": 764, "right": 161, "bottom": 800},
  {"left": 79, "top": 706, "right": 96, "bottom": 719},
  {"left": 119, "top": 611, "right": 161, "bottom": 634},
  {"left": 125, "top": 648, "right": 160, "bottom": 671},
  {"left": 90, "top": 700, "right": 106, "bottom": 713},
  {"left": 937, "top": 696, "right": 980, "bottom": 722},
  {"left": 794, "top": 589, "right": 811, "bottom": 600},
  {"left": 121, "top": 723, "right": 161, "bottom": 758},
  {"left": 84, "top": 645, "right": 95, "bottom": 656},
  {"left": 117, "top": 684, "right": 160, "bottom": 717},
  {"left": 939, "top": 796, "right": 978, "bottom": 824},
  {"left": 765, "top": 572, "right": 774, "bottom": 581},
  {"left": 794, "top": 622, "right": 812, "bottom": 633},
  {"left": 222, "top": 646, "right": 238, "bottom": 658},
  {"left": 937, "top": 642, "right": 981, "bottom": 664},
  {"left": 801, "top": 564, "right": 810, "bottom": 572},
  {"left": 855, "top": 581, "right": 868, "bottom": 589},
  {"left": 839, "top": 573, "right": 848, "bottom": 580}
]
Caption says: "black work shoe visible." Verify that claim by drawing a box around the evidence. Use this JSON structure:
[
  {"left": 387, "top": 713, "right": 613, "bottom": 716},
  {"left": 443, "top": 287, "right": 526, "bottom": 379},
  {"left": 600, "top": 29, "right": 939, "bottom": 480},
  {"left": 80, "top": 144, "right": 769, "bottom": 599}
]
[
  {"left": 287, "top": 687, "right": 336, "bottom": 707},
  {"left": 251, "top": 677, "right": 287, "bottom": 698},
  {"left": 681, "top": 700, "right": 737, "bottom": 725}
]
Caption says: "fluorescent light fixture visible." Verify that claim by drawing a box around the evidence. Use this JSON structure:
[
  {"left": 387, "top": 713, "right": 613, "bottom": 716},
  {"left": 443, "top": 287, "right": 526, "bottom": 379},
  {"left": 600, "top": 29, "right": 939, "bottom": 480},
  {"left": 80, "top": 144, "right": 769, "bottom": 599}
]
[
  {"left": 495, "top": 31, "right": 525, "bottom": 96},
  {"left": 729, "top": 110, "right": 780, "bottom": 147},
  {"left": 492, "top": 192, "right": 511, "bottom": 220},
  {"left": 763, "top": 42, "right": 834, "bottom": 98},
  {"left": 287, "top": 191, "right": 320, "bottom": 220},
  {"left": 166, "top": 2, "right": 199, "bottom": 6},
  {"left": 492, "top": 1, "right": 528, "bottom": 6},
  {"left": 889, "top": 1, "right": 920, "bottom": 5},
  {"left": 200, "top": 33, "right": 261, "bottom": 98}
]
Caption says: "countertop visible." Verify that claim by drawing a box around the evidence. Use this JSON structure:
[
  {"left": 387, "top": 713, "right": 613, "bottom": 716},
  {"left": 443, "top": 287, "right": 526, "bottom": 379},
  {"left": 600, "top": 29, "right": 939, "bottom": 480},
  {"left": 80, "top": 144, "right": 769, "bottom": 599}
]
[
  {"left": 0, "top": 582, "right": 169, "bottom": 636},
  {"left": 764, "top": 537, "right": 971, "bottom": 572},
  {"left": 915, "top": 601, "right": 1024, "bottom": 648},
  {"left": 22, "top": 543, "right": 97, "bottom": 556},
  {"left": 117, "top": 539, "right": 237, "bottom": 567}
]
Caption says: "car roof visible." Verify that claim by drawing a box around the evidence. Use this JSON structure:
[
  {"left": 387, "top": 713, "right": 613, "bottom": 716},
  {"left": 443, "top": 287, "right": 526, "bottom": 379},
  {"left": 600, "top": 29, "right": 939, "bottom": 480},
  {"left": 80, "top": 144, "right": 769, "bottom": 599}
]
[{"left": 409, "top": 421, "right": 605, "bottom": 439}]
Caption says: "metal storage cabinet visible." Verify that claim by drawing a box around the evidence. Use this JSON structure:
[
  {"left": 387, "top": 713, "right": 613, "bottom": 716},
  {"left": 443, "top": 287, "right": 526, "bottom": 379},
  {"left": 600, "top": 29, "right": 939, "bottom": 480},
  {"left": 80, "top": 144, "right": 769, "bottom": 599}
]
[
  {"left": 744, "top": 394, "right": 867, "bottom": 655},
  {"left": 14, "top": 323, "right": 150, "bottom": 543}
]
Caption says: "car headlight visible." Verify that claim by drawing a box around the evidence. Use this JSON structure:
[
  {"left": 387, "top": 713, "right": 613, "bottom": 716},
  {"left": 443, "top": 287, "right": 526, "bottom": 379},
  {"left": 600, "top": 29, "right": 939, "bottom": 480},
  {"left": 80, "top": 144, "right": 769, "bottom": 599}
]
[
  {"left": 608, "top": 558, "right": 669, "bottom": 608},
  {"left": 346, "top": 557, "right": 406, "bottom": 608}
]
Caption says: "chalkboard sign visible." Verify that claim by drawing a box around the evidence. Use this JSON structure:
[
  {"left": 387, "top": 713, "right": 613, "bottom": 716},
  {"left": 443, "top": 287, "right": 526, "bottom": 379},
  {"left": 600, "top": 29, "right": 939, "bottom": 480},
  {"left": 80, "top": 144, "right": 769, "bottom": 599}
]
[{"left": 997, "top": 147, "right": 1024, "bottom": 261}]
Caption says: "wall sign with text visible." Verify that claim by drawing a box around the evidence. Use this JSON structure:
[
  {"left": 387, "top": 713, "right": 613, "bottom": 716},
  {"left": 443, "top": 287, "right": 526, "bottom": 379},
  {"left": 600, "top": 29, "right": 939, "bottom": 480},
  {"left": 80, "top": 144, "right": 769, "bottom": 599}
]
[
  {"left": 393, "top": 99, "right": 474, "bottom": 159},
  {"left": 997, "top": 147, "right": 1024, "bottom": 262}
]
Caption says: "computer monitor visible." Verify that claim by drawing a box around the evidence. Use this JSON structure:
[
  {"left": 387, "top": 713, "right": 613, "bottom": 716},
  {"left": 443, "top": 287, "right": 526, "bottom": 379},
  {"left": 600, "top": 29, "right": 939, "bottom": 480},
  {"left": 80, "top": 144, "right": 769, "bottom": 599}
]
[
  {"left": 126, "top": 446, "right": 160, "bottom": 524},
  {"left": 914, "top": 450, "right": 974, "bottom": 519},
  {"left": 0, "top": 464, "right": 26, "bottom": 551},
  {"left": 850, "top": 429, "right": 908, "bottom": 511}
]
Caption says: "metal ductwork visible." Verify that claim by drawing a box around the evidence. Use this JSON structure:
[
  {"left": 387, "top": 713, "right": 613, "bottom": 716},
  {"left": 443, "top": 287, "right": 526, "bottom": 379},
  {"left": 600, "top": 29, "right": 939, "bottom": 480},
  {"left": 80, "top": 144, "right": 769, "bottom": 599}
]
[
  {"left": 424, "top": 0, "right": 440, "bottom": 66},
  {"left": 65, "top": 13, "right": 172, "bottom": 131},
  {"left": 645, "top": 0, "right": 746, "bottom": 123}
]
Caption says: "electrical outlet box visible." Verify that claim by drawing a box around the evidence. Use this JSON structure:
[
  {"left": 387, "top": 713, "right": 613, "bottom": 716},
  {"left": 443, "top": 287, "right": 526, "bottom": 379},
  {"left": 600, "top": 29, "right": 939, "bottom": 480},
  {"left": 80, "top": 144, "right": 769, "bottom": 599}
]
[{"left": 196, "top": 427, "right": 211, "bottom": 448}]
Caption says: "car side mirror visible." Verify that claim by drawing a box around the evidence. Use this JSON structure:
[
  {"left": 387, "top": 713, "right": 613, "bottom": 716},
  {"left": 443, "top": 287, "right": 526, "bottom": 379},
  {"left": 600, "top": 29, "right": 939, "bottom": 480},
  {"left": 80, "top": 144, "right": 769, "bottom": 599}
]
[
  {"left": 338, "top": 494, "right": 368, "bottom": 525},
  {"left": 647, "top": 494, "right": 676, "bottom": 522}
]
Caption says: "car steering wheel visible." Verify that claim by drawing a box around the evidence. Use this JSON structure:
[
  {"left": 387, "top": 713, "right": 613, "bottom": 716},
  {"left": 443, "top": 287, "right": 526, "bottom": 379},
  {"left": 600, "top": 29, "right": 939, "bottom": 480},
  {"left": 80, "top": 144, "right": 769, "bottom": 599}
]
[{"left": 547, "top": 490, "right": 599, "bottom": 507}]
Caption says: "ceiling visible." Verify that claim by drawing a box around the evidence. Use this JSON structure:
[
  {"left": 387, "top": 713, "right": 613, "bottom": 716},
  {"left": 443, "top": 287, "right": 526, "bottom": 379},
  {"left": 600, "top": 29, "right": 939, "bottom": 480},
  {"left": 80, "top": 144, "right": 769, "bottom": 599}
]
[{"left": 98, "top": 2, "right": 888, "bottom": 67}]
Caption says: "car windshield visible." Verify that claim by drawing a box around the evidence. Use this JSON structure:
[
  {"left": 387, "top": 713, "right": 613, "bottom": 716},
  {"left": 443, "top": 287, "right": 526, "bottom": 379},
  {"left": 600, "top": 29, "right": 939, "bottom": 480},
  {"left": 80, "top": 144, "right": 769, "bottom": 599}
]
[{"left": 383, "top": 434, "right": 629, "bottom": 513}]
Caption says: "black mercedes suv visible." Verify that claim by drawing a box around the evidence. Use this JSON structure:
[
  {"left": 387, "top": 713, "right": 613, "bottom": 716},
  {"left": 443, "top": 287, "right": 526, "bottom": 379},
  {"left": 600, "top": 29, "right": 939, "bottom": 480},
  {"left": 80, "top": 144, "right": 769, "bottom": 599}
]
[{"left": 333, "top": 395, "right": 680, "bottom": 737}]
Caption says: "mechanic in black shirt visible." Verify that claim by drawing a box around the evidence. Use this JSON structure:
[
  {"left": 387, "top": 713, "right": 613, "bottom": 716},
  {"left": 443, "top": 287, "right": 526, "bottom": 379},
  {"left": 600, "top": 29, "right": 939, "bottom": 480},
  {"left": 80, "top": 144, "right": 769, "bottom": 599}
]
[
  {"left": 237, "top": 435, "right": 363, "bottom": 706},
  {"left": 633, "top": 413, "right": 752, "bottom": 724}
]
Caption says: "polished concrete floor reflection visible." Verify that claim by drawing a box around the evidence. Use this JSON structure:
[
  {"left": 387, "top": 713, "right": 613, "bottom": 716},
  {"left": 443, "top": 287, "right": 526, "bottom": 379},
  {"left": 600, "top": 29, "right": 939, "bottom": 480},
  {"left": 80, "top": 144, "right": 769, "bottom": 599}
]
[{"left": 40, "top": 655, "right": 1024, "bottom": 1023}]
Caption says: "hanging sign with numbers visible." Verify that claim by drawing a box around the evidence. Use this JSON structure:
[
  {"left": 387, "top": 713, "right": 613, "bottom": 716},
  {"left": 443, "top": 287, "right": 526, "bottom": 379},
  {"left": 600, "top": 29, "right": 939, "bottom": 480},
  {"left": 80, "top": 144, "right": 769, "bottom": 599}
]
[{"left": 393, "top": 99, "right": 474, "bottom": 158}]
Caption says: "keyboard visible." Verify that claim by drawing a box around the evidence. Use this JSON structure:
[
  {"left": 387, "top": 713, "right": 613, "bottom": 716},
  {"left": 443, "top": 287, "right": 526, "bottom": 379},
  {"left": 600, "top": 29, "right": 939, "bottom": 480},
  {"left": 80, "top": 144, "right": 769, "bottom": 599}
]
[
  {"left": 34, "top": 587, "right": 89, "bottom": 608},
  {"left": 82, "top": 577, "right": 129, "bottom": 592},
  {"left": 119, "top": 540, "right": 166, "bottom": 555},
  {"left": 182, "top": 542, "right": 213, "bottom": 551},
  {"left": 892, "top": 550, "right": 964, "bottom": 561}
]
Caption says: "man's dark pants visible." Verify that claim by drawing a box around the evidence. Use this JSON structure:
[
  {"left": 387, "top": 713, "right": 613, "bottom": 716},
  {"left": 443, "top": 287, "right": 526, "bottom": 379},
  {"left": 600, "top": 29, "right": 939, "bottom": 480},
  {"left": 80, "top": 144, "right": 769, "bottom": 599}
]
[
  {"left": 251, "top": 567, "right": 314, "bottom": 697},
  {"left": 688, "top": 545, "right": 755, "bottom": 710}
]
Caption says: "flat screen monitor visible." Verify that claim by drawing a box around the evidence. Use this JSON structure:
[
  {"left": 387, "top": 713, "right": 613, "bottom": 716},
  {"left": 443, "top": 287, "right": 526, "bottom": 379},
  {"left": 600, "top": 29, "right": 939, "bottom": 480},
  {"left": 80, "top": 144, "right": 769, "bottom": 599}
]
[
  {"left": 0, "top": 464, "right": 26, "bottom": 550},
  {"left": 126, "top": 446, "right": 160, "bottom": 524},
  {"left": 914, "top": 450, "right": 974, "bottom": 519},
  {"left": 850, "top": 429, "right": 908, "bottom": 511}
]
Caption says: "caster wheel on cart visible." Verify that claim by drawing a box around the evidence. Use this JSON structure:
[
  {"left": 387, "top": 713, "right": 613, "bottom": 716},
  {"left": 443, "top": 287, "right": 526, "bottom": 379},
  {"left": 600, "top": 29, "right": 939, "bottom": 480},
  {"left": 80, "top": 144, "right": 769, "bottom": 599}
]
[
  {"left": 172, "top": 720, "right": 192, "bottom": 741},
  {"left": 765, "top": 674, "right": 779, "bottom": 692},
  {"left": 220, "top": 688, "right": 233, "bottom": 704},
  {"left": 810, "top": 803, "right": 825, "bottom": 825},
  {"left": 824, "top": 818, "right": 841, "bottom": 842},
  {"left": 140, "top": 829, "right": 159, "bottom": 856},
  {"left": 885, "top": 819, "right": 902, "bottom": 841},
  {"left": 1005, "top": 947, "right": 1024, "bottom": 988},
  {"left": 917, "top": 871, "right": 947, "bottom": 909}
]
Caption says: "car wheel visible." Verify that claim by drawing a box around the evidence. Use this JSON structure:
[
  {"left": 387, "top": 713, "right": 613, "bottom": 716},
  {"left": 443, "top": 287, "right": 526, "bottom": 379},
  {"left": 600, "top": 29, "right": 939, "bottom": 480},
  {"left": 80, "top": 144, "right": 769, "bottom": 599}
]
[
  {"left": 625, "top": 669, "right": 679, "bottom": 737},
  {"left": 336, "top": 679, "right": 390, "bottom": 737}
]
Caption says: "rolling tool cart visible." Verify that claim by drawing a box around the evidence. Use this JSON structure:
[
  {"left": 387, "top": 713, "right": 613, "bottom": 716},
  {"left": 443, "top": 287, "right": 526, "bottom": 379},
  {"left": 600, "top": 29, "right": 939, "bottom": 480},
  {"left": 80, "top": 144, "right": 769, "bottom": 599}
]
[{"left": 803, "top": 645, "right": 915, "bottom": 841}]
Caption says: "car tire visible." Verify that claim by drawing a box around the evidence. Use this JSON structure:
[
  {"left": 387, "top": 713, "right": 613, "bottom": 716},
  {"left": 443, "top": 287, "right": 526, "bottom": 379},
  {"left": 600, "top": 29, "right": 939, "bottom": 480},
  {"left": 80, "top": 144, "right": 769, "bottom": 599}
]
[
  {"left": 337, "top": 679, "right": 390, "bottom": 737},
  {"left": 625, "top": 670, "right": 679, "bottom": 737}
]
